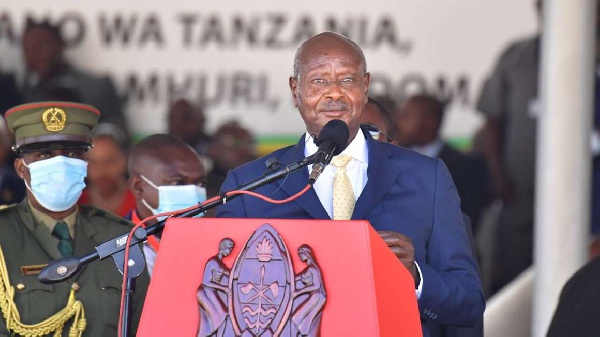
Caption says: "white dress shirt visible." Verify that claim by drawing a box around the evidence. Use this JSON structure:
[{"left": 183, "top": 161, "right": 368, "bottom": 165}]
[
  {"left": 304, "top": 131, "right": 369, "bottom": 219},
  {"left": 304, "top": 130, "right": 424, "bottom": 298}
]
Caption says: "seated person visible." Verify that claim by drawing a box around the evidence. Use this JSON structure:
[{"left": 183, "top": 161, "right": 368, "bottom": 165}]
[
  {"left": 126, "top": 134, "right": 207, "bottom": 276},
  {"left": 78, "top": 123, "right": 134, "bottom": 216},
  {"left": 21, "top": 18, "right": 128, "bottom": 131}
]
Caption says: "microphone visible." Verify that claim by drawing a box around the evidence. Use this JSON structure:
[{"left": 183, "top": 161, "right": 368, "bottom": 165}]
[{"left": 308, "top": 119, "right": 350, "bottom": 185}]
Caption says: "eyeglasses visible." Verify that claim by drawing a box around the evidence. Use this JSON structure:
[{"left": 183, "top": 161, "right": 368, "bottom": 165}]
[{"left": 361, "top": 124, "right": 394, "bottom": 143}]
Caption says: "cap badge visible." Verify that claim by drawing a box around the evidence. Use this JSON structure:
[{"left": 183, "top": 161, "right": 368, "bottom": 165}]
[{"left": 42, "top": 107, "right": 67, "bottom": 132}]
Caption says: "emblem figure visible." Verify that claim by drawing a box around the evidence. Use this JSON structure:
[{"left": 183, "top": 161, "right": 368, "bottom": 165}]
[
  {"left": 230, "top": 224, "right": 294, "bottom": 337},
  {"left": 197, "top": 238, "right": 235, "bottom": 337},
  {"left": 290, "top": 245, "right": 326, "bottom": 337}
]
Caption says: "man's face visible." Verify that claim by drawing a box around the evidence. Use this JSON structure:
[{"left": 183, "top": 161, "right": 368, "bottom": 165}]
[
  {"left": 168, "top": 101, "right": 205, "bottom": 146},
  {"left": 289, "top": 45, "right": 370, "bottom": 140},
  {"left": 14, "top": 146, "right": 88, "bottom": 211},
  {"left": 22, "top": 27, "right": 63, "bottom": 78},
  {"left": 394, "top": 100, "right": 427, "bottom": 147},
  {"left": 208, "top": 127, "right": 256, "bottom": 171},
  {"left": 136, "top": 148, "right": 206, "bottom": 211},
  {"left": 220, "top": 241, "right": 234, "bottom": 257},
  {"left": 88, "top": 137, "right": 127, "bottom": 188}
]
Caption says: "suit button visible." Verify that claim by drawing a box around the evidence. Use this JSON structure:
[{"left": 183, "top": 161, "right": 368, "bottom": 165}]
[{"left": 16, "top": 283, "right": 25, "bottom": 290}]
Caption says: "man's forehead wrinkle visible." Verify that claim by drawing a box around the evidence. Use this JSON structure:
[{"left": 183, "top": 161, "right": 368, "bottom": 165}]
[
  {"left": 300, "top": 55, "right": 361, "bottom": 79},
  {"left": 298, "top": 45, "right": 364, "bottom": 79}
]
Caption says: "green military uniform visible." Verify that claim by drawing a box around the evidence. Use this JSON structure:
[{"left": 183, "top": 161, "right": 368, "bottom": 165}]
[
  {"left": 0, "top": 102, "right": 150, "bottom": 336},
  {"left": 0, "top": 202, "right": 150, "bottom": 337}
]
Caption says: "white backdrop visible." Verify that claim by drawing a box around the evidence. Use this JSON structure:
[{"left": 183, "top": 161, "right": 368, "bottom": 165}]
[{"left": 0, "top": 0, "right": 537, "bottom": 139}]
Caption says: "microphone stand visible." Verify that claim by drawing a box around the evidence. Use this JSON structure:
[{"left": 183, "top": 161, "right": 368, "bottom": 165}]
[{"left": 38, "top": 154, "right": 315, "bottom": 337}]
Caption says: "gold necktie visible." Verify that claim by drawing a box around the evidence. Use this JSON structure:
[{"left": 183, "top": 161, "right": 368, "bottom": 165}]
[{"left": 331, "top": 155, "right": 355, "bottom": 220}]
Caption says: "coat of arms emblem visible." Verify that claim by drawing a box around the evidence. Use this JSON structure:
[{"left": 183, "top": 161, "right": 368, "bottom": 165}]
[
  {"left": 42, "top": 107, "right": 67, "bottom": 132},
  {"left": 196, "top": 224, "right": 326, "bottom": 337}
]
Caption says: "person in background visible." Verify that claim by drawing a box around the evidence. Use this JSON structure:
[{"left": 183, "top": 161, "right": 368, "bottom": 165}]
[
  {"left": 206, "top": 121, "right": 257, "bottom": 198},
  {"left": 477, "top": 0, "right": 600, "bottom": 292},
  {"left": 78, "top": 123, "right": 134, "bottom": 216},
  {"left": 0, "top": 71, "right": 22, "bottom": 115},
  {"left": 21, "top": 18, "right": 128, "bottom": 131},
  {"left": 216, "top": 32, "right": 484, "bottom": 337},
  {"left": 546, "top": 255, "right": 600, "bottom": 337},
  {"left": 360, "top": 96, "right": 396, "bottom": 144},
  {"left": 0, "top": 114, "right": 25, "bottom": 205},
  {"left": 394, "top": 94, "right": 489, "bottom": 234},
  {"left": 168, "top": 98, "right": 211, "bottom": 154},
  {"left": 127, "top": 134, "right": 207, "bottom": 276},
  {"left": 0, "top": 101, "right": 148, "bottom": 336}
]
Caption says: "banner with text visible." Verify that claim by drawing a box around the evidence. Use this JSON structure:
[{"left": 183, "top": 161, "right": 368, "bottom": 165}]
[{"left": 0, "top": 0, "right": 537, "bottom": 142}]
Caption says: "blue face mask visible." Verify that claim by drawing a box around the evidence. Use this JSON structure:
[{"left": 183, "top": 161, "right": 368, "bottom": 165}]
[
  {"left": 140, "top": 175, "right": 207, "bottom": 220},
  {"left": 23, "top": 156, "right": 88, "bottom": 212}
]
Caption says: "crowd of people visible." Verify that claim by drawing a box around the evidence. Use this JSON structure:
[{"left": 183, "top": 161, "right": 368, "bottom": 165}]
[{"left": 0, "top": 3, "right": 598, "bottom": 336}]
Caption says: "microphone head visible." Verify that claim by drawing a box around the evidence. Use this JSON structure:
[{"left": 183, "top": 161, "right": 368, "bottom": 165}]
[{"left": 315, "top": 119, "right": 350, "bottom": 155}]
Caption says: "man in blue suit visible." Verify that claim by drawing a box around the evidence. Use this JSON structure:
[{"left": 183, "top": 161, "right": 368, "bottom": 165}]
[{"left": 216, "top": 32, "right": 485, "bottom": 337}]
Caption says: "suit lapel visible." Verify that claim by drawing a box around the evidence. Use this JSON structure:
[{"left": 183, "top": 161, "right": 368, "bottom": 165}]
[
  {"left": 352, "top": 137, "right": 403, "bottom": 220},
  {"left": 277, "top": 136, "right": 330, "bottom": 219},
  {"left": 16, "top": 200, "right": 63, "bottom": 260}
]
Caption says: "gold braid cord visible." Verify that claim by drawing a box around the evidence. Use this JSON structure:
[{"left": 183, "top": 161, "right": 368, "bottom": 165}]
[{"left": 0, "top": 245, "right": 86, "bottom": 337}]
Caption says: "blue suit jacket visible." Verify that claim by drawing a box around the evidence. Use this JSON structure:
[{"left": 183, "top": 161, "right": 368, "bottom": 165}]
[{"left": 216, "top": 129, "right": 485, "bottom": 337}]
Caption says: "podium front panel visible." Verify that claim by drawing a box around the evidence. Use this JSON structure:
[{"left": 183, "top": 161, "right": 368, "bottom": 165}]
[{"left": 138, "top": 218, "right": 421, "bottom": 337}]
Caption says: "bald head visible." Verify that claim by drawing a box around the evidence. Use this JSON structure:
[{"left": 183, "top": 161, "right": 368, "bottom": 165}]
[
  {"left": 293, "top": 32, "right": 367, "bottom": 80},
  {"left": 289, "top": 32, "right": 371, "bottom": 139},
  {"left": 129, "top": 133, "right": 206, "bottom": 220}
]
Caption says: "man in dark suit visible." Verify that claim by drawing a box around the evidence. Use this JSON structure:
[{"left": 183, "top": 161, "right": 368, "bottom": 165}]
[
  {"left": 216, "top": 32, "right": 484, "bottom": 337},
  {"left": 394, "top": 94, "right": 489, "bottom": 233},
  {"left": 546, "top": 257, "right": 600, "bottom": 337}
]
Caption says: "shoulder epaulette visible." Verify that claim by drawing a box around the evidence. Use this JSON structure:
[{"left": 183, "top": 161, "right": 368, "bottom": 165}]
[
  {"left": 80, "top": 205, "right": 133, "bottom": 227},
  {"left": 0, "top": 204, "right": 17, "bottom": 212}
]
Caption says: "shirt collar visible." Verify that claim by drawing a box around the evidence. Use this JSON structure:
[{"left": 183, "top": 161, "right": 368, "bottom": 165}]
[
  {"left": 304, "top": 129, "right": 369, "bottom": 164},
  {"left": 27, "top": 199, "right": 78, "bottom": 238}
]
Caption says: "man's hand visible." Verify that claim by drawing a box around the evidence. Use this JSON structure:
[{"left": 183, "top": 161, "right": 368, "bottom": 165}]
[{"left": 378, "top": 231, "right": 418, "bottom": 284}]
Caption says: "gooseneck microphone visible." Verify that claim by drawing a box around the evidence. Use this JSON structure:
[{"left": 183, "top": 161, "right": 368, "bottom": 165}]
[{"left": 308, "top": 119, "right": 350, "bottom": 185}]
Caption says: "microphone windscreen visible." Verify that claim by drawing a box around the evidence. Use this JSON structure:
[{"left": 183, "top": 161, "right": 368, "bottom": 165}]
[{"left": 315, "top": 119, "right": 350, "bottom": 155}]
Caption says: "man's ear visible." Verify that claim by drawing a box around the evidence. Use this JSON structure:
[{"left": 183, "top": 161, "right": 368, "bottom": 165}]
[
  {"left": 130, "top": 175, "right": 144, "bottom": 199},
  {"left": 364, "top": 72, "right": 371, "bottom": 100},
  {"left": 289, "top": 76, "right": 299, "bottom": 108},
  {"left": 14, "top": 157, "right": 26, "bottom": 179}
]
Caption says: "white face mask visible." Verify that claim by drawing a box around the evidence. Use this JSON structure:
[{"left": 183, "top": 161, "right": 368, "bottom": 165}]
[
  {"left": 139, "top": 175, "right": 207, "bottom": 219},
  {"left": 23, "top": 156, "right": 87, "bottom": 212}
]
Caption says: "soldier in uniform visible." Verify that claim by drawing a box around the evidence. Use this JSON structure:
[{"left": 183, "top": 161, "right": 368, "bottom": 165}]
[{"left": 0, "top": 101, "right": 150, "bottom": 336}]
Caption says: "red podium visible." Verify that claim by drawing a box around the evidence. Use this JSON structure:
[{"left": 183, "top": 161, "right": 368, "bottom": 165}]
[{"left": 138, "top": 218, "right": 422, "bottom": 337}]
